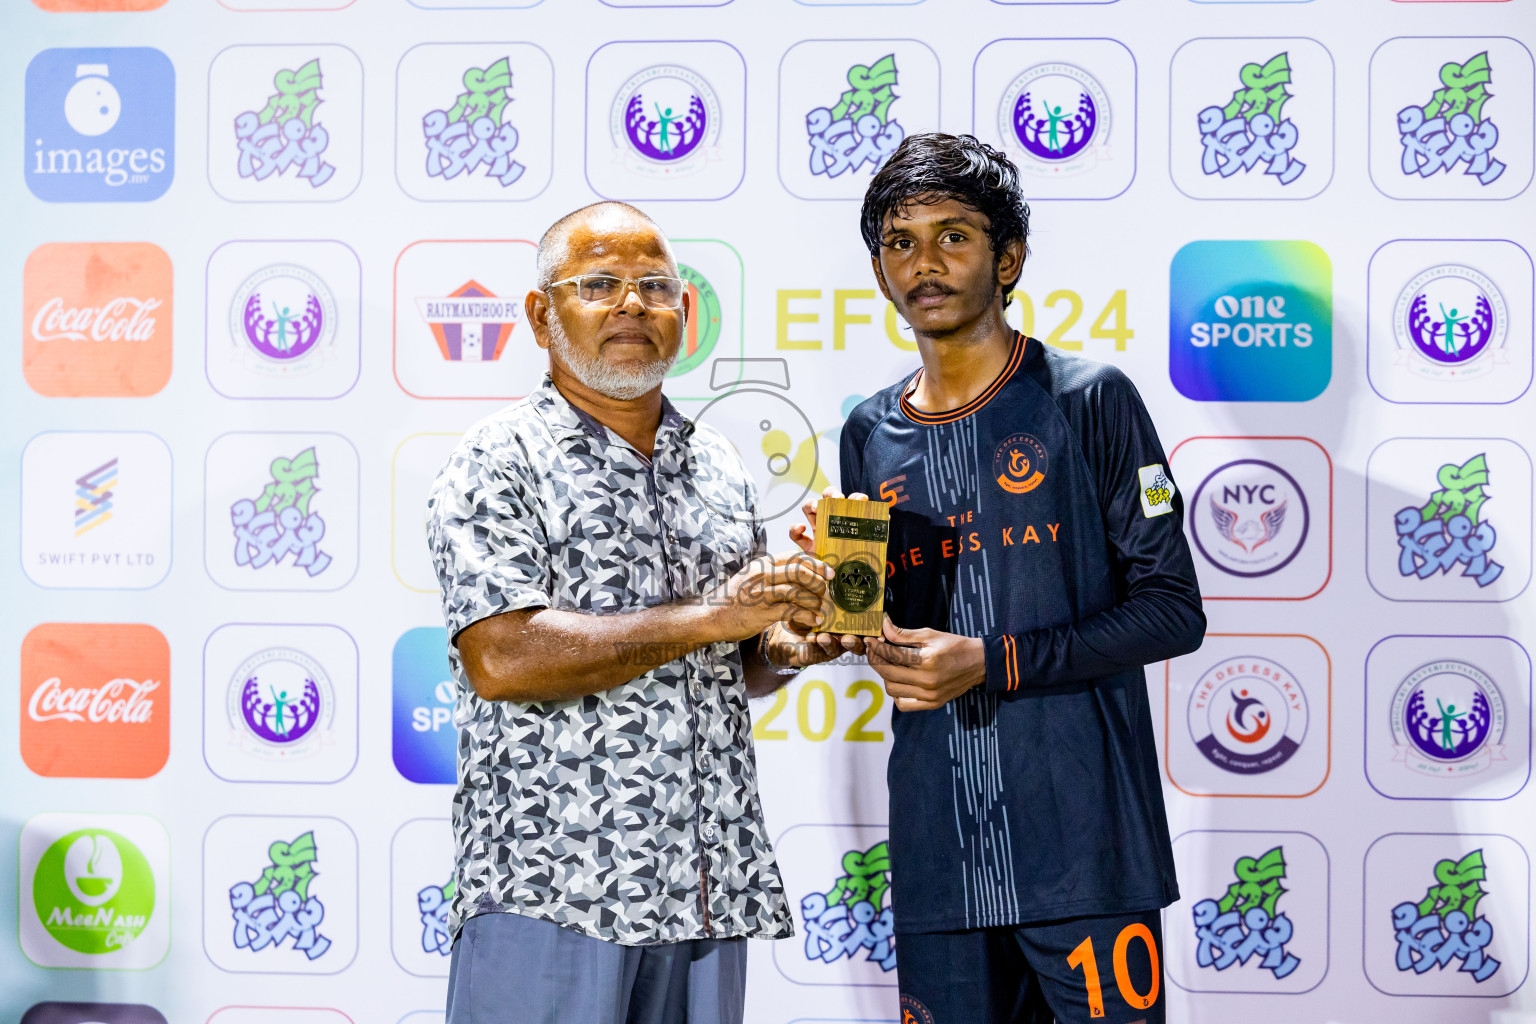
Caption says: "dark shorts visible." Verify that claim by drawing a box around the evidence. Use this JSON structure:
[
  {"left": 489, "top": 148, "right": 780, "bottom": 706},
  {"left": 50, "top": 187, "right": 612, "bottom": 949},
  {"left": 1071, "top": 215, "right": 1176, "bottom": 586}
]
[
  {"left": 896, "top": 909, "right": 1165, "bottom": 1024},
  {"left": 446, "top": 911, "right": 748, "bottom": 1024}
]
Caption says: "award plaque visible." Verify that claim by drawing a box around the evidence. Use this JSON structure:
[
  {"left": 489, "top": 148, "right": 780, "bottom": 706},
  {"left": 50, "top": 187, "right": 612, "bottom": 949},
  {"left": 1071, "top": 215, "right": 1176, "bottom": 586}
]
[{"left": 813, "top": 496, "right": 890, "bottom": 636}]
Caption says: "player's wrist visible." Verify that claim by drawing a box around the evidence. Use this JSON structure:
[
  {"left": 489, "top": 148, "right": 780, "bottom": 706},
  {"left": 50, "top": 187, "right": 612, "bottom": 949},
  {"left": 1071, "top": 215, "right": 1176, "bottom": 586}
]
[{"left": 979, "top": 633, "right": 1024, "bottom": 694}]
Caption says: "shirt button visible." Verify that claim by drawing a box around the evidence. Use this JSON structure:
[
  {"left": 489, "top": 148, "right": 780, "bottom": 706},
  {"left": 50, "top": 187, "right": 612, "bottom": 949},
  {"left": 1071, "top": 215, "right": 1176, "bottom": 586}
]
[
  {"left": 701, "top": 821, "right": 719, "bottom": 844},
  {"left": 690, "top": 679, "right": 704, "bottom": 700}
]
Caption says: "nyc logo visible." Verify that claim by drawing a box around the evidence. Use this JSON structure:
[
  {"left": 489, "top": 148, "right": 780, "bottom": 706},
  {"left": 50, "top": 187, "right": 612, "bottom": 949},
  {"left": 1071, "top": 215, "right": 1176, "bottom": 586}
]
[
  {"left": 208, "top": 46, "right": 362, "bottom": 202},
  {"left": 1171, "top": 39, "right": 1334, "bottom": 200},
  {"left": 1370, "top": 38, "right": 1533, "bottom": 201},
  {"left": 25, "top": 48, "right": 174, "bottom": 202}
]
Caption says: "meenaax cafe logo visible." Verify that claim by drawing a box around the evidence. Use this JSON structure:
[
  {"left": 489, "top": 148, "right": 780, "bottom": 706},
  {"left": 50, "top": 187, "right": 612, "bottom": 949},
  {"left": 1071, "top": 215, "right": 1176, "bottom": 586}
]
[
  {"left": 20, "top": 623, "right": 170, "bottom": 779},
  {"left": 24, "top": 242, "right": 173, "bottom": 397}
]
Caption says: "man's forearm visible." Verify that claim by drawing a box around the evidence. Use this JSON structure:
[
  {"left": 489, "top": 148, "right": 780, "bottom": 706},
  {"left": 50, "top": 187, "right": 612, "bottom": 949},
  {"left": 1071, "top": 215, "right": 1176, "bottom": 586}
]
[{"left": 460, "top": 600, "right": 728, "bottom": 703}]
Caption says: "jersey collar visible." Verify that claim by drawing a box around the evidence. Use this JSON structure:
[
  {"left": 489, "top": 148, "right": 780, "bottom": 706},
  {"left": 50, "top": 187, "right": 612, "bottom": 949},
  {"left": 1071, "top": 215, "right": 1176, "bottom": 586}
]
[{"left": 899, "top": 331, "right": 1028, "bottom": 425}]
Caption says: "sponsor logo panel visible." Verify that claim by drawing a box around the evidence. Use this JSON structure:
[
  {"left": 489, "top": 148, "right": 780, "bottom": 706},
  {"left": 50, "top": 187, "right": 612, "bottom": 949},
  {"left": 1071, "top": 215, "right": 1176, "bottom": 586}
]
[
  {"left": 202, "top": 815, "right": 359, "bottom": 974},
  {"left": 21, "top": 623, "right": 170, "bottom": 779},
  {"left": 1168, "top": 437, "right": 1332, "bottom": 599},
  {"left": 208, "top": 45, "right": 363, "bottom": 202},
  {"left": 21, "top": 432, "right": 173, "bottom": 590},
  {"left": 25, "top": 47, "right": 174, "bottom": 202},
  {"left": 1166, "top": 830, "right": 1329, "bottom": 994},
  {"left": 20, "top": 812, "right": 171, "bottom": 969},
  {"left": 1169, "top": 241, "right": 1333, "bottom": 402},
  {"left": 1363, "top": 833, "right": 1529, "bottom": 996},
  {"left": 1365, "top": 635, "right": 1532, "bottom": 801},
  {"left": 1166, "top": 634, "right": 1331, "bottom": 798},
  {"left": 1366, "top": 438, "right": 1532, "bottom": 602},
  {"left": 973, "top": 38, "right": 1137, "bottom": 200}
]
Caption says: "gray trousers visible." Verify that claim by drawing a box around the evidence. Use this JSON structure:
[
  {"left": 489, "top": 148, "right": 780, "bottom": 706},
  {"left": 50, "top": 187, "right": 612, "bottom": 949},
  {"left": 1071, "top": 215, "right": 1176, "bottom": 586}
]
[{"left": 445, "top": 911, "right": 749, "bottom": 1024}]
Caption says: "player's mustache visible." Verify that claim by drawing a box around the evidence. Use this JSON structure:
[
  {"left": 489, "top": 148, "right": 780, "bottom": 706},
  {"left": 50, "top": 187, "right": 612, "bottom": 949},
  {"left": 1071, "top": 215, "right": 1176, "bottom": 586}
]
[{"left": 906, "top": 281, "right": 957, "bottom": 301}]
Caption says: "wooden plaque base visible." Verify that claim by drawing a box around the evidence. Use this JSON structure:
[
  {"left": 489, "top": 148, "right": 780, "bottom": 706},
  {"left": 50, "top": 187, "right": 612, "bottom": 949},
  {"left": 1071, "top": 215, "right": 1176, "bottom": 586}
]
[{"left": 812, "top": 496, "right": 890, "bottom": 636}]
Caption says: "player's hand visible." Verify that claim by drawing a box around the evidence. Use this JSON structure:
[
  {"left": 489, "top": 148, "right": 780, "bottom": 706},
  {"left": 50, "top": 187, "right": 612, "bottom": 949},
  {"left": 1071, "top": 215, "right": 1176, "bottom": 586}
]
[
  {"left": 787, "top": 486, "right": 871, "bottom": 658},
  {"left": 705, "top": 551, "right": 832, "bottom": 642},
  {"left": 866, "top": 615, "right": 987, "bottom": 711}
]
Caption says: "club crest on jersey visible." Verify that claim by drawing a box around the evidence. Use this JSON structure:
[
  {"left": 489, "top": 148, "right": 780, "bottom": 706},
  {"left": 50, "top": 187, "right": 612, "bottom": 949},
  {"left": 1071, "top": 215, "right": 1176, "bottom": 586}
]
[
  {"left": 1140, "top": 463, "right": 1177, "bottom": 518},
  {"left": 992, "top": 433, "right": 1048, "bottom": 495}
]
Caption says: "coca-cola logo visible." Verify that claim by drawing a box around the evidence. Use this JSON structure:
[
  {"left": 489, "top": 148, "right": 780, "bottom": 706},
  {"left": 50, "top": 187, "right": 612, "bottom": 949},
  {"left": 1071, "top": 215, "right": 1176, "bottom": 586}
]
[
  {"left": 30, "top": 296, "right": 162, "bottom": 343},
  {"left": 28, "top": 676, "right": 159, "bottom": 724}
]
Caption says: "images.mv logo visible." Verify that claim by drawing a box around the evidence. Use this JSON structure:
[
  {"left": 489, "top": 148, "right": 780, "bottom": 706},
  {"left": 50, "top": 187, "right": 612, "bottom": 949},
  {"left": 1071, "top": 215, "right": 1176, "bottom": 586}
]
[{"left": 25, "top": 48, "right": 174, "bottom": 202}]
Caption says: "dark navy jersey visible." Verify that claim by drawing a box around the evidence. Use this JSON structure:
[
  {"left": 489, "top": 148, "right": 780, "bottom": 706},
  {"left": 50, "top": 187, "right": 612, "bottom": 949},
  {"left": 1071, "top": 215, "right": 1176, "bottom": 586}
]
[{"left": 840, "top": 332, "right": 1206, "bottom": 934}]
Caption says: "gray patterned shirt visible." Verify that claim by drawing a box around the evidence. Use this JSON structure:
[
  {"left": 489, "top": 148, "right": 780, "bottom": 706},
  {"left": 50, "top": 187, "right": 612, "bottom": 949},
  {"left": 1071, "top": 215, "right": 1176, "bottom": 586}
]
[{"left": 426, "top": 374, "right": 793, "bottom": 946}]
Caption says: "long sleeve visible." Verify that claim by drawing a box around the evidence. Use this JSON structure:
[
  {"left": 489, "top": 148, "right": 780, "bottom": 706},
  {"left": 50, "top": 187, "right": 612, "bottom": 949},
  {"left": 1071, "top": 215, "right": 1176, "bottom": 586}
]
[{"left": 982, "top": 370, "right": 1206, "bottom": 692}]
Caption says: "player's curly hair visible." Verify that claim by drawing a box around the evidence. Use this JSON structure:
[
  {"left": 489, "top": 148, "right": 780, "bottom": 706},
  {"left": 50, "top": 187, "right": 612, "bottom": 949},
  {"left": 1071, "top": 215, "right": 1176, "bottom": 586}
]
[{"left": 859, "top": 133, "right": 1031, "bottom": 305}]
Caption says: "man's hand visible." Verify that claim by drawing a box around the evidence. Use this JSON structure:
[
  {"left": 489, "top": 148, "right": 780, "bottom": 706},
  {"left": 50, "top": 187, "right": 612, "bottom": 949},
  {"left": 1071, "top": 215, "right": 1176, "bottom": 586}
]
[
  {"left": 783, "top": 486, "right": 872, "bottom": 662},
  {"left": 760, "top": 620, "right": 864, "bottom": 670},
  {"left": 866, "top": 615, "right": 987, "bottom": 711},
  {"left": 705, "top": 550, "right": 832, "bottom": 643}
]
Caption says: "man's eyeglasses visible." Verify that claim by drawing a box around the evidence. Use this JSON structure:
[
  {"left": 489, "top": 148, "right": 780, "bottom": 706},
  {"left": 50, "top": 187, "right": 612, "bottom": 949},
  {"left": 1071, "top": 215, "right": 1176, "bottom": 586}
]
[{"left": 546, "top": 275, "right": 687, "bottom": 310}]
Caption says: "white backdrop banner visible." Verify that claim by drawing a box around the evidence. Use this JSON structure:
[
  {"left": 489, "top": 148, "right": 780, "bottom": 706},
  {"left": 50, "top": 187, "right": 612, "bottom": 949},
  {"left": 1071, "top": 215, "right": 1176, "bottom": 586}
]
[{"left": 4, "top": 1, "right": 1534, "bottom": 1022}]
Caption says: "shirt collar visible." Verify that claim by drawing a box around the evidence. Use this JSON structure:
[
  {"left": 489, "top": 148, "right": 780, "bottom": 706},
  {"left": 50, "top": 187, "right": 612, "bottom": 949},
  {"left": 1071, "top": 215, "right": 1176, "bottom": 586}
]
[{"left": 534, "top": 374, "right": 695, "bottom": 457}]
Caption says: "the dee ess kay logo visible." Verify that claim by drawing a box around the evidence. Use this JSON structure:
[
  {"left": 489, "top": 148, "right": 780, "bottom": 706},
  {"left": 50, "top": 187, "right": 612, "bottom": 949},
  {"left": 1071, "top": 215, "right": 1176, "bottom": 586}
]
[{"left": 26, "top": 47, "right": 174, "bottom": 202}]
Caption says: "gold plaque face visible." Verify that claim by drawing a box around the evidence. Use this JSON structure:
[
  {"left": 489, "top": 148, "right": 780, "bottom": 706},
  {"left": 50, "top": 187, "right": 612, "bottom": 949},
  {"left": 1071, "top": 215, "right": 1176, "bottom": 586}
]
[{"left": 812, "top": 496, "right": 890, "bottom": 636}]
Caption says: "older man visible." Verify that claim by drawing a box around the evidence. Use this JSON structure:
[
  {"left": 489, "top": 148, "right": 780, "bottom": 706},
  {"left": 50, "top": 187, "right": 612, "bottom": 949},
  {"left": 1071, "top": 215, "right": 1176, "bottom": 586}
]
[{"left": 427, "top": 202, "right": 830, "bottom": 1024}]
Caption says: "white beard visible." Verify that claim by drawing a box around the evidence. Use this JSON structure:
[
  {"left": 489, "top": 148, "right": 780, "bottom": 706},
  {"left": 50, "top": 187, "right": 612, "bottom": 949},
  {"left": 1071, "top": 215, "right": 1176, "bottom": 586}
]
[{"left": 547, "top": 312, "right": 678, "bottom": 400}]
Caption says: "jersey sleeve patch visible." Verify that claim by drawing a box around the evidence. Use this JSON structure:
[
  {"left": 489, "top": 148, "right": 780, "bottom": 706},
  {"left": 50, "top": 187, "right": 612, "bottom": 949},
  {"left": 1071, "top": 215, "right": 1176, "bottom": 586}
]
[{"left": 1138, "top": 464, "right": 1176, "bottom": 518}]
